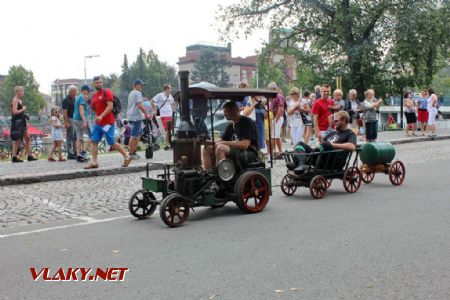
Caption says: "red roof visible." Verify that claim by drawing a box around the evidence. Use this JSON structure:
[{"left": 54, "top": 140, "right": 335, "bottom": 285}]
[{"left": 2, "top": 125, "right": 45, "bottom": 136}]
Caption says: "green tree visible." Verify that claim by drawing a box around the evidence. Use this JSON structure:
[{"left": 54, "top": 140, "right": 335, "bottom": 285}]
[
  {"left": 390, "top": 1, "right": 450, "bottom": 88},
  {"left": 218, "top": 0, "right": 450, "bottom": 97},
  {"left": 102, "top": 73, "right": 120, "bottom": 95},
  {"left": 253, "top": 53, "right": 287, "bottom": 92},
  {"left": 191, "top": 49, "right": 231, "bottom": 87},
  {"left": 128, "top": 49, "right": 178, "bottom": 98},
  {"left": 0, "top": 65, "right": 46, "bottom": 116},
  {"left": 120, "top": 54, "right": 132, "bottom": 94},
  {"left": 432, "top": 66, "right": 450, "bottom": 96}
]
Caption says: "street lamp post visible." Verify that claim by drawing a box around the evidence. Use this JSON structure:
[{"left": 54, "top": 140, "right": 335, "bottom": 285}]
[{"left": 84, "top": 55, "right": 100, "bottom": 84}]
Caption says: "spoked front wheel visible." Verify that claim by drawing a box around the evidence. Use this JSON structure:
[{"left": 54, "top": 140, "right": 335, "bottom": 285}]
[
  {"left": 281, "top": 174, "right": 297, "bottom": 196},
  {"left": 343, "top": 167, "right": 362, "bottom": 193},
  {"left": 389, "top": 160, "right": 406, "bottom": 186},
  {"left": 309, "top": 175, "right": 327, "bottom": 199},
  {"left": 128, "top": 190, "right": 158, "bottom": 219},
  {"left": 159, "top": 194, "right": 190, "bottom": 227},
  {"left": 235, "top": 171, "right": 270, "bottom": 213}
]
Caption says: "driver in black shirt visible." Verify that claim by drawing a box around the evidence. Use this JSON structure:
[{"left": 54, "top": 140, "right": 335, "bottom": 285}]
[{"left": 202, "top": 101, "right": 259, "bottom": 171}]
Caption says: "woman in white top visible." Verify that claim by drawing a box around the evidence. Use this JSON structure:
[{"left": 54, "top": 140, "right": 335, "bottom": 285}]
[
  {"left": 426, "top": 87, "right": 438, "bottom": 137},
  {"left": 287, "top": 87, "right": 309, "bottom": 146}
]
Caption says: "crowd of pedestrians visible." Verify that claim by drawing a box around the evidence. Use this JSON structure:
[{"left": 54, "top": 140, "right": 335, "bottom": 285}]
[
  {"left": 237, "top": 83, "right": 442, "bottom": 160},
  {"left": 7, "top": 78, "right": 442, "bottom": 166},
  {"left": 7, "top": 76, "right": 176, "bottom": 167}
]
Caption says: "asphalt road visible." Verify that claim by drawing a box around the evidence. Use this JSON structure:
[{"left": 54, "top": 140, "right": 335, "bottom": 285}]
[{"left": 1, "top": 147, "right": 450, "bottom": 299}]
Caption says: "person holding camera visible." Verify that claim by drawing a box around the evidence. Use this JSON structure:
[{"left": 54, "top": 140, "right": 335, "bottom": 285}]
[
  {"left": 362, "top": 89, "right": 383, "bottom": 142},
  {"left": 10, "top": 86, "right": 37, "bottom": 163}
]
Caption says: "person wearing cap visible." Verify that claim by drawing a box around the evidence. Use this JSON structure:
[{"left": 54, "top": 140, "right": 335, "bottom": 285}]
[
  {"left": 151, "top": 84, "right": 175, "bottom": 150},
  {"left": 73, "top": 85, "right": 92, "bottom": 162},
  {"left": 126, "top": 79, "right": 151, "bottom": 159},
  {"left": 84, "top": 76, "right": 132, "bottom": 169}
]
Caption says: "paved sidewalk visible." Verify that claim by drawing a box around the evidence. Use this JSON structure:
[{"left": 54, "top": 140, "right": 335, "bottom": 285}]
[{"left": 1, "top": 129, "right": 449, "bottom": 186}]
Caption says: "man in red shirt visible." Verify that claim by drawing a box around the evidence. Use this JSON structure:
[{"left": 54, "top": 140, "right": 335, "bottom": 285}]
[
  {"left": 84, "top": 76, "right": 132, "bottom": 169},
  {"left": 312, "top": 84, "right": 334, "bottom": 142}
]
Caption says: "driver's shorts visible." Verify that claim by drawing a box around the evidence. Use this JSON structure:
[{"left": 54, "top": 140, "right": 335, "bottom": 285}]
[{"left": 229, "top": 148, "right": 259, "bottom": 169}]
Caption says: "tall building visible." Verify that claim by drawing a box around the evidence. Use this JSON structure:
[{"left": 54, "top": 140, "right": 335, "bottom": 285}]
[{"left": 177, "top": 43, "right": 257, "bottom": 87}]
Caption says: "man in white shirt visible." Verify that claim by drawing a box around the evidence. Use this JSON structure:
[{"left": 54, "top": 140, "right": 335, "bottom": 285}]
[{"left": 151, "top": 84, "right": 176, "bottom": 150}]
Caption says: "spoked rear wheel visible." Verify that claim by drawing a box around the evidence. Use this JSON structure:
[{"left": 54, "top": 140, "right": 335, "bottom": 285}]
[
  {"left": 309, "top": 175, "right": 327, "bottom": 199},
  {"left": 235, "top": 171, "right": 270, "bottom": 213},
  {"left": 159, "top": 194, "right": 190, "bottom": 227},
  {"left": 343, "top": 167, "right": 362, "bottom": 193},
  {"left": 281, "top": 174, "right": 297, "bottom": 196},
  {"left": 389, "top": 160, "right": 406, "bottom": 186},
  {"left": 128, "top": 190, "right": 158, "bottom": 219}
]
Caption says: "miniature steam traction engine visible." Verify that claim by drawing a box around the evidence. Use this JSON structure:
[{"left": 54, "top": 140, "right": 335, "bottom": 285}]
[{"left": 129, "top": 71, "right": 278, "bottom": 227}]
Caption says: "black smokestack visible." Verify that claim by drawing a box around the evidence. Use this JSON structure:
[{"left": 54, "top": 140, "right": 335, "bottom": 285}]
[{"left": 177, "top": 70, "right": 195, "bottom": 138}]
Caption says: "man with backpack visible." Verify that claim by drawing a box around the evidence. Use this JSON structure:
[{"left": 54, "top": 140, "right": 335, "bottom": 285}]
[
  {"left": 84, "top": 76, "right": 131, "bottom": 169},
  {"left": 126, "top": 79, "right": 151, "bottom": 159},
  {"left": 151, "top": 84, "right": 175, "bottom": 150}
]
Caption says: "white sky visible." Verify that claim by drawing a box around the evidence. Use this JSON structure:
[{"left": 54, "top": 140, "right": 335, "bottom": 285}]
[{"left": 0, "top": 0, "right": 267, "bottom": 94}]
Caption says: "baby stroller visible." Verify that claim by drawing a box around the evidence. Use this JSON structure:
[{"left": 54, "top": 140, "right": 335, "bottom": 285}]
[{"left": 141, "top": 117, "right": 161, "bottom": 159}]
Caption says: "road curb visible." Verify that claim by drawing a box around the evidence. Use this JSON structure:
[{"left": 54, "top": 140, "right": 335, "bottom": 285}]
[
  {"left": 0, "top": 163, "right": 168, "bottom": 187},
  {"left": 387, "top": 134, "right": 450, "bottom": 145},
  {"left": 1, "top": 134, "right": 449, "bottom": 187}
]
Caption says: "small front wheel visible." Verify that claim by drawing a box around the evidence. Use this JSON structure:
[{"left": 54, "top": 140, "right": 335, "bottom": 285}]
[
  {"left": 343, "top": 167, "right": 362, "bottom": 193},
  {"left": 309, "top": 175, "right": 327, "bottom": 199},
  {"left": 361, "top": 171, "right": 375, "bottom": 183},
  {"left": 235, "top": 171, "right": 270, "bottom": 213},
  {"left": 159, "top": 194, "right": 190, "bottom": 227},
  {"left": 128, "top": 190, "right": 158, "bottom": 219},
  {"left": 281, "top": 174, "right": 297, "bottom": 196}
]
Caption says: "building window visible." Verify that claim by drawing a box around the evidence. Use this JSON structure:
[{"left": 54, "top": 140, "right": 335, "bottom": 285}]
[{"left": 242, "top": 69, "right": 247, "bottom": 81}]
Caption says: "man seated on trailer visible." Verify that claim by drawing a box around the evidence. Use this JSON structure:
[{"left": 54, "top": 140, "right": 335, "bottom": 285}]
[
  {"left": 202, "top": 101, "right": 260, "bottom": 171},
  {"left": 290, "top": 111, "right": 357, "bottom": 174}
]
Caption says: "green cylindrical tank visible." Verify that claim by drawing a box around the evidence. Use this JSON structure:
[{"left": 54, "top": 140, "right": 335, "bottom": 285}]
[{"left": 360, "top": 142, "right": 396, "bottom": 165}]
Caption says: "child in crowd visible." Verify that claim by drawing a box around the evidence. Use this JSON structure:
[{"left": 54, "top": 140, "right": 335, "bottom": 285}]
[{"left": 48, "top": 106, "right": 66, "bottom": 161}]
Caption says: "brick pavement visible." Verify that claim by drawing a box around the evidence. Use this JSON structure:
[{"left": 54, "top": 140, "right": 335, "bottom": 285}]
[{"left": 1, "top": 139, "right": 450, "bottom": 230}]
